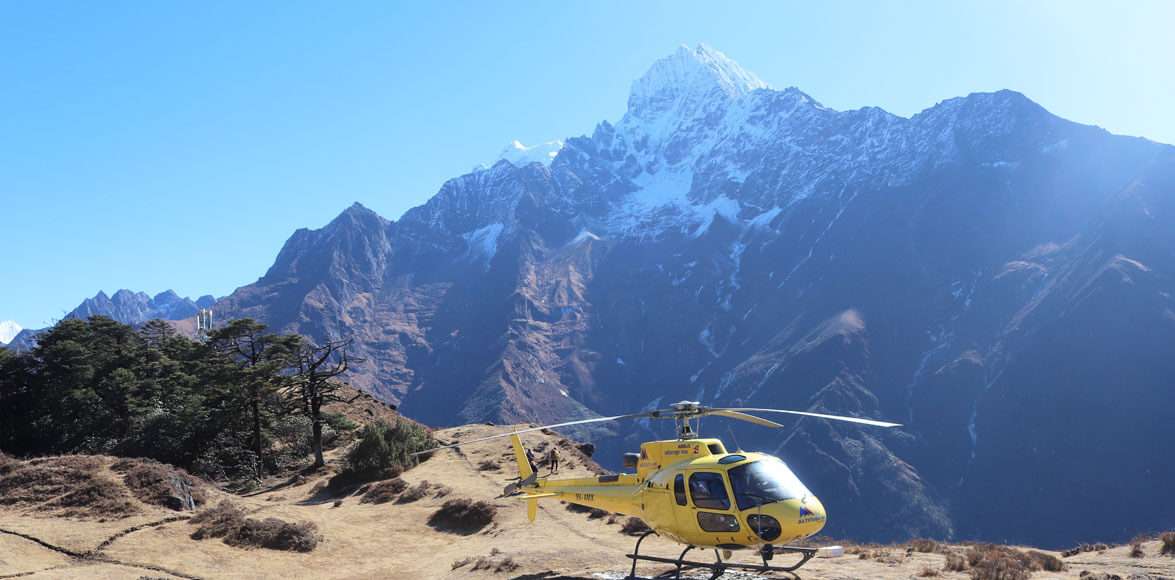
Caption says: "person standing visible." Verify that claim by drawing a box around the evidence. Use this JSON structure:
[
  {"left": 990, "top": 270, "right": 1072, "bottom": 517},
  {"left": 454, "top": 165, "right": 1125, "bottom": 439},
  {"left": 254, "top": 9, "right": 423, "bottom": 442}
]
[{"left": 548, "top": 446, "right": 560, "bottom": 474}]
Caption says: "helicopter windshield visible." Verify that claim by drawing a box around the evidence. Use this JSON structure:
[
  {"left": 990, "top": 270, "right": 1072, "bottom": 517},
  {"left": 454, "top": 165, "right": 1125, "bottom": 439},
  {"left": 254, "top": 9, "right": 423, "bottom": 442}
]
[{"left": 728, "top": 457, "right": 811, "bottom": 510}]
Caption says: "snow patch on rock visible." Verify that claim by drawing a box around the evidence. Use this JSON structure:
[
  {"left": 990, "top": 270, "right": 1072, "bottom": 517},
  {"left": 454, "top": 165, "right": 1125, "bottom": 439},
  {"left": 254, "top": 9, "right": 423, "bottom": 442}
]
[
  {"left": 499, "top": 140, "right": 564, "bottom": 167},
  {"left": 0, "top": 320, "right": 22, "bottom": 345},
  {"left": 463, "top": 223, "right": 505, "bottom": 263}
]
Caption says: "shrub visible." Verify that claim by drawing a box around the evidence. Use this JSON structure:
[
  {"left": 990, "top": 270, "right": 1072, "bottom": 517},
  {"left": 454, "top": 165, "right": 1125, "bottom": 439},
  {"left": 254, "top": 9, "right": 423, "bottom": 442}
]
[
  {"left": 909, "top": 538, "right": 943, "bottom": 553},
  {"left": 190, "top": 500, "right": 246, "bottom": 538},
  {"left": 191, "top": 432, "right": 259, "bottom": 483},
  {"left": 233, "top": 518, "right": 319, "bottom": 552},
  {"left": 360, "top": 478, "right": 407, "bottom": 505},
  {"left": 0, "top": 462, "right": 92, "bottom": 507},
  {"left": 269, "top": 415, "right": 314, "bottom": 471},
  {"left": 190, "top": 500, "right": 319, "bottom": 552},
  {"left": 477, "top": 460, "right": 498, "bottom": 471},
  {"left": 945, "top": 551, "right": 968, "bottom": 571},
  {"left": 49, "top": 476, "right": 139, "bottom": 518},
  {"left": 111, "top": 458, "right": 207, "bottom": 511},
  {"left": 965, "top": 544, "right": 1063, "bottom": 580},
  {"left": 322, "top": 412, "right": 359, "bottom": 433},
  {"left": 1062, "top": 543, "right": 1109, "bottom": 557},
  {"left": 1156, "top": 533, "right": 1175, "bottom": 554},
  {"left": 620, "top": 517, "right": 651, "bottom": 536},
  {"left": 0, "top": 455, "right": 137, "bottom": 518},
  {"left": 1024, "top": 550, "right": 1063, "bottom": 572},
  {"left": 1130, "top": 543, "right": 1144, "bottom": 558},
  {"left": 338, "top": 420, "right": 433, "bottom": 484},
  {"left": 427, "top": 498, "right": 496, "bottom": 535},
  {"left": 917, "top": 565, "right": 940, "bottom": 577}
]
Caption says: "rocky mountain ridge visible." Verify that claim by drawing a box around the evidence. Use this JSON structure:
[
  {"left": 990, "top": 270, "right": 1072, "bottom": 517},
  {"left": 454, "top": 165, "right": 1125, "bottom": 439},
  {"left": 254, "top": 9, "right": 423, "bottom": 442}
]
[
  {"left": 3, "top": 290, "right": 214, "bottom": 351},
  {"left": 36, "top": 44, "right": 1175, "bottom": 547}
]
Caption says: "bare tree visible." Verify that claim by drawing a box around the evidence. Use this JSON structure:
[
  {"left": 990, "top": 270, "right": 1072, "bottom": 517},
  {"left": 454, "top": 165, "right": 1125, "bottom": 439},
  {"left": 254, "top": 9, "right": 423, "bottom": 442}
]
[{"left": 285, "top": 338, "right": 364, "bottom": 468}]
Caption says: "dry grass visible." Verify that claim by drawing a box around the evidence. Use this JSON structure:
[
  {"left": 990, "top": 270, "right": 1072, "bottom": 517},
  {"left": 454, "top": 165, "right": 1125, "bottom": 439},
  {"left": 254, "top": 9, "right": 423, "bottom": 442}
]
[
  {"left": 917, "top": 564, "right": 941, "bottom": 577},
  {"left": 190, "top": 500, "right": 320, "bottom": 552},
  {"left": 360, "top": 478, "right": 408, "bottom": 505},
  {"left": 395, "top": 480, "right": 450, "bottom": 504},
  {"left": 0, "top": 455, "right": 138, "bottom": 518},
  {"left": 451, "top": 548, "right": 519, "bottom": 573},
  {"left": 476, "top": 460, "right": 498, "bottom": 471},
  {"left": 850, "top": 544, "right": 900, "bottom": 563},
  {"left": 427, "top": 498, "right": 496, "bottom": 535},
  {"left": 1130, "top": 543, "right": 1145, "bottom": 558},
  {"left": 110, "top": 458, "right": 207, "bottom": 511}
]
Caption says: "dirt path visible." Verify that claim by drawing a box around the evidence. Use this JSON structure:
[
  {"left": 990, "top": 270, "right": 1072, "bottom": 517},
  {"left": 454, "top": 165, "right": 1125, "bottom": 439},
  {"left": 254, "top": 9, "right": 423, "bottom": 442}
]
[{"left": 0, "top": 522, "right": 201, "bottom": 579}]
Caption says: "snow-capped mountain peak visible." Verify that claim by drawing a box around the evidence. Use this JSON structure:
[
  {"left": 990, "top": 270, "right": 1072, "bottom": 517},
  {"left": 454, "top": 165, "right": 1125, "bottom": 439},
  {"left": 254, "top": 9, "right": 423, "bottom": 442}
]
[
  {"left": 499, "top": 139, "right": 564, "bottom": 167},
  {"left": 0, "top": 320, "right": 22, "bottom": 345},
  {"left": 626, "top": 43, "right": 767, "bottom": 119}
]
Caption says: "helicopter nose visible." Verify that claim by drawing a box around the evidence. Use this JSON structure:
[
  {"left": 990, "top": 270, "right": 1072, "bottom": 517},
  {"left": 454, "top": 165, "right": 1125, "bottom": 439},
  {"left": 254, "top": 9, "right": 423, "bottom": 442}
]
[
  {"left": 795, "top": 495, "right": 826, "bottom": 535},
  {"left": 745, "top": 496, "right": 826, "bottom": 542}
]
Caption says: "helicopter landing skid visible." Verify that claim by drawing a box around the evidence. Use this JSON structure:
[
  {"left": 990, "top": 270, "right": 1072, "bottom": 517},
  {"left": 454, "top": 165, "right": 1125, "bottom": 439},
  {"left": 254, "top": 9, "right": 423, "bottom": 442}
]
[{"left": 625, "top": 531, "right": 816, "bottom": 579}]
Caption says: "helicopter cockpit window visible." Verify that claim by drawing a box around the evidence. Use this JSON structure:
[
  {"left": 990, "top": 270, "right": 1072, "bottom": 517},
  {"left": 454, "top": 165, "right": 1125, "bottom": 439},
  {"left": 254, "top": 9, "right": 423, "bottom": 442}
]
[
  {"left": 688, "top": 472, "right": 731, "bottom": 510},
  {"left": 728, "top": 458, "right": 812, "bottom": 511},
  {"left": 673, "top": 474, "right": 687, "bottom": 506}
]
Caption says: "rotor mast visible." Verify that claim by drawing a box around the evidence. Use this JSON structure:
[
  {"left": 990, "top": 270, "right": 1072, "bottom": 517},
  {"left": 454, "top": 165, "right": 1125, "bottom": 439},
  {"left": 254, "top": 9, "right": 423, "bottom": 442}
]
[{"left": 671, "top": 401, "right": 701, "bottom": 439}]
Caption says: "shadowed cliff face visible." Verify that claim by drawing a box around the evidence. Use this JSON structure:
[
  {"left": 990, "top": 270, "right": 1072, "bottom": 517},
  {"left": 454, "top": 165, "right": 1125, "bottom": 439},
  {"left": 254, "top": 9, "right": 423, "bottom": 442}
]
[{"left": 213, "top": 46, "right": 1175, "bottom": 546}]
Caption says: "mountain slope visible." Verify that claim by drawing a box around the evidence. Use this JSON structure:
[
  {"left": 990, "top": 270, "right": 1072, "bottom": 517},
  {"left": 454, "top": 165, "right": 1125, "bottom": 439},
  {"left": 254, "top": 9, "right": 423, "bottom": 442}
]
[
  {"left": 3, "top": 426, "right": 1171, "bottom": 579},
  {"left": 215, "top": 44, "right": 1175, "bottom": 545}
]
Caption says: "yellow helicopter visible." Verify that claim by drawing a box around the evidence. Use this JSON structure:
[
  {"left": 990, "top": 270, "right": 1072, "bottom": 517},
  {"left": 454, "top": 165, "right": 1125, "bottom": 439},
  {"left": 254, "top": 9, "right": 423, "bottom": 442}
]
[{"left": 417, "top": 400, "right": 900, "bottom": 578}]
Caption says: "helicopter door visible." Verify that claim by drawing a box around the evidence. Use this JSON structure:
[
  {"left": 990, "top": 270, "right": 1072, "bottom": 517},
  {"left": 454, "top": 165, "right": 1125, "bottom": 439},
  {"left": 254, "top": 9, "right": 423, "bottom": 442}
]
[{"left": 686, "top": 471, "right": 740, "bottom": 536}]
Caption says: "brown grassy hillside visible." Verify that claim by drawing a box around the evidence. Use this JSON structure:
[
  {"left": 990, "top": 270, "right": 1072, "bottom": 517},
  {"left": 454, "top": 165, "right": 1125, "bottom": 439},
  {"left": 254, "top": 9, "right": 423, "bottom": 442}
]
[{"left": 2, "top": 425, "right": 1172, "bottom": 579}]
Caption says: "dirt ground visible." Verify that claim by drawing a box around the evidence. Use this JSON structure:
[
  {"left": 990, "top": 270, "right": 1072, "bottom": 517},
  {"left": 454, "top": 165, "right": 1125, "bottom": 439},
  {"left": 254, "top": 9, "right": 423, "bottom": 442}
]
[{"left": 2, "top": 424, "right": 1172, "bottom": 579}]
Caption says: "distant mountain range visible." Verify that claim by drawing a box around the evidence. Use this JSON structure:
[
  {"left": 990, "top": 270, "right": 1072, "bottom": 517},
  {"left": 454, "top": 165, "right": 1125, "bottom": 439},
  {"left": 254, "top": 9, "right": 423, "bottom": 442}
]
[
  {"left": 4, "top": 290, "right": 213, "bottom": 349},
  {"left": 14, "top": 45, "right": 1175, "bottom": 547}
]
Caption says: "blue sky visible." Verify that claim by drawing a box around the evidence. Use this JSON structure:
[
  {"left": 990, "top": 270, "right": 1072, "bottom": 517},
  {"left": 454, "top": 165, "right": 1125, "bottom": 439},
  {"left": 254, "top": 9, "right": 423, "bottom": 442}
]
[{"left": 2, "top": 1, "right": 1173, "bottom": 328}]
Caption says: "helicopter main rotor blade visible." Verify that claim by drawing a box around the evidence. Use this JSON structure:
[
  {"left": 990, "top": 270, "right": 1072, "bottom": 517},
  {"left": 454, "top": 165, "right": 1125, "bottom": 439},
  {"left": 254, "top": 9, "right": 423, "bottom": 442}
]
[
  {"left": 410, "top": 412, "right": 651, "bottom": 455},
  {"left": 712, "top": 407, "right": 902, "bottom": 428},
  {"left": 702, "top": 409, "right": 784, "bottom": 429}
]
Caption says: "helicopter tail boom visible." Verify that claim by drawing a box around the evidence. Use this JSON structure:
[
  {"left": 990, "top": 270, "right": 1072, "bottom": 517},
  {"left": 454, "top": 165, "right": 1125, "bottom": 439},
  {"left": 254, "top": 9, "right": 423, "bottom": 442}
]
[{"left": 511, "top": 434, "right": 535, "bottom": 481}]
